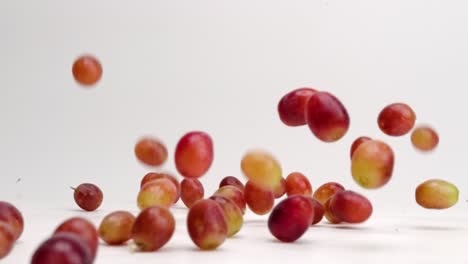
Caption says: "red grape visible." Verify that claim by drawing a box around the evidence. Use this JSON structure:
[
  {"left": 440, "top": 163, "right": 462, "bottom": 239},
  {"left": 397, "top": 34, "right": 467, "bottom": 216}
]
[
  {"left": 53, "top": 217, "right": 98, "bottom": 260},
  {"left": 309, "top": 198, "right": 324, "bottom": 225},
  {"left": 73, "top": 183, "right": 103, "bottom": 212},
  {"left": 134, "top": 137, "right": 168, "bottom": 167},
  {"left": 285, "top": 172, "right": 312, "bottom": 197},
  {"left": 378, "top": 103, "right": 416, "bottom": 136},
  {"left": 214, "top": 186, "right": 246, "bottom": 214},
  {"left": 324, "top": 198, "right": 342, "bottom": 224},
  {"left": 209, "top": 196, "right": 243, "bottom": 237},
  {"left": 268, "top": 195, "right": 315, "bottom": 242},
  {"left": 219, "top": 176, "right": 244, "bottom": 193},
  {"left": 137, "top": 178, "right": 177, "bottom": 210},
  {"left": 72, "top": 55, "right": 102, "bottom": 86},
  {"left": 187, "top": 199, "right": 227, "bottom": 250},
  {"left": 273, "top": 178, "right": 287, "bottom": 198},
  {"left": 132, "top": 206, "right": 175, "bottom": 251},
  {"left": 313, "top": 182, "right": 345, "bottom": 206},
  {"left": 305, "top": 91, "right": 350, "bottom": 142},
  {"left": 31, "top": 233, "right": 93, "bottom": 264},
  {"left": 140, "top": 172, "right": 180, "bottom": 203},
  {"left": 328, "top": 190, "right": 372, "bottom": 223},
  {"left": 180, "top": 178, "right": 204, "bottom": 208},
  {"left": 0, "top": 201, "right": 24, "bottom": 240},
  {"left": 244, "top": 181, "right": 274, "bottom": 215},
  {"left": 277, "top": 88, "right": 317, "bottom": 126},
  {"left": 98, "top": 211, "right": 135, "bottom": 245},
  {"left": 0, "top": 223, "right": 14, "bottom": 259},
  {"left": 175, "top": 131, "right": 213, "bottom": 178}
]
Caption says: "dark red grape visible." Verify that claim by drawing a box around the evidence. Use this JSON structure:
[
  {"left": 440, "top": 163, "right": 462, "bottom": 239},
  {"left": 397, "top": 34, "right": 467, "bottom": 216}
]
[
  {"left": 309, "top": 198, "right": 324, "bottom": 225},
  {"left": 73, "top": 183, "right": 103, "bottom": 211},
  {"left": 181, "top": 178, "right": 204, "bottom": 208},
  {"left": 324, "top": 198, "right": 342, "bottom": 224},
  {"left": 377, "top": 103, "right": 416, "bottom": 136},
  {"left": 305, "top": 91, "right": 350, "bottom": 142},
  {"left": 0, "top": 223, "right": 14, "bottom": 259},
  {"left": 53, "top": 217, "right": 98, "bottom": 260},
  {"left": 268, "top": 195, "right": 314, "bottom": 242},
  {"left": 278, "top": 88, "right": 317, "bottom": 126},
  {"left": 0, "top": 201, "right": 23, "bottom": 240},
  {"left": 31, "top": 233, "right": 93, "bottom": 264},
  {"left": 219, "top": 176, "right": 244, "bottom": 193}
]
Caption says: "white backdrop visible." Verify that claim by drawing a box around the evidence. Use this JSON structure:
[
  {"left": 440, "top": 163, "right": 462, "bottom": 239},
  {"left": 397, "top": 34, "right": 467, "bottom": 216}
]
[{"left": 1, "top": 0, "right": 467, "bottom": 217}]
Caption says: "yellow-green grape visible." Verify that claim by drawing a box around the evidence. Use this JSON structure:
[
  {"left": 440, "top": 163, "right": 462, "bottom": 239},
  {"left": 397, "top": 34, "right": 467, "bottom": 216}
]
[
  {"left": 241, "top": 150, "right": 282, "bottom": 190},
  {"left": 415, "top": 179, "right": 458, "bottom": 209},
  {"left": 351, "top": 140, "right": 394, "bottom": 189},
  {"left": 411, "top": 126, "right": 439, "bottom": 152}
]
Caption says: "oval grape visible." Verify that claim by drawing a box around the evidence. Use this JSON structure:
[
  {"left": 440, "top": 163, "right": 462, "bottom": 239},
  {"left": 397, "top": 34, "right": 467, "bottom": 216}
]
[
  {"left": 285, "top": 172, "right": 312, "bottom": 197},
  {"left": 187, "top": 199, "right": 228, "bottom": 250},
  {"left": 328, "top": 190, "right": 373, "bottom": 223},
  {"left": 277, "top": 88, "right": 317, "bottom": 126},
  {"left": 244, "top": 181, "right": 275, "bottom": 215},
  {"left": 31, "top": 233, "right": 93, "bottom": 264},
  {"left": 98, "top": 211, "right": 135, "bottom": 245},
  {"left": 137, "top": 178, "right": 177, "bottom": 210},
  {"left": 351, "top": 140, "right": 394, "bottom": 189},
  {"left": 305, "top": 91, "right": 350, "bottom": 142},
  {"left": 268, "top": 196, "right": 314, "bottom": 242},
  {"left": 132, "top": 206, "right": 175, "bottom": 251},
  {"left": 415, "top": 179, "right": 458, "bottom": 209},
  {"left": 73, "top": 183, "right": 103, "bottom": 212},
  {"left": 53, "top": 217, "right": 98, "bottom": 260},
  {"left": 181, "top": 178, "right": 205, "bottom": 208},
  {"left": 0, "top": 201, "right": 24, "bottom": 240},
  {"left": 313, "top": 182, "right": 345, "bottom": 205},
  {"left": 241, "top": 150, "right": 282, "bottom": 190},
  {"left": 175, "top": 131, "right": 214, "bottom": 178},
  {"left": 134, "top": 138, "right": 168, "bottom": 167}
]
